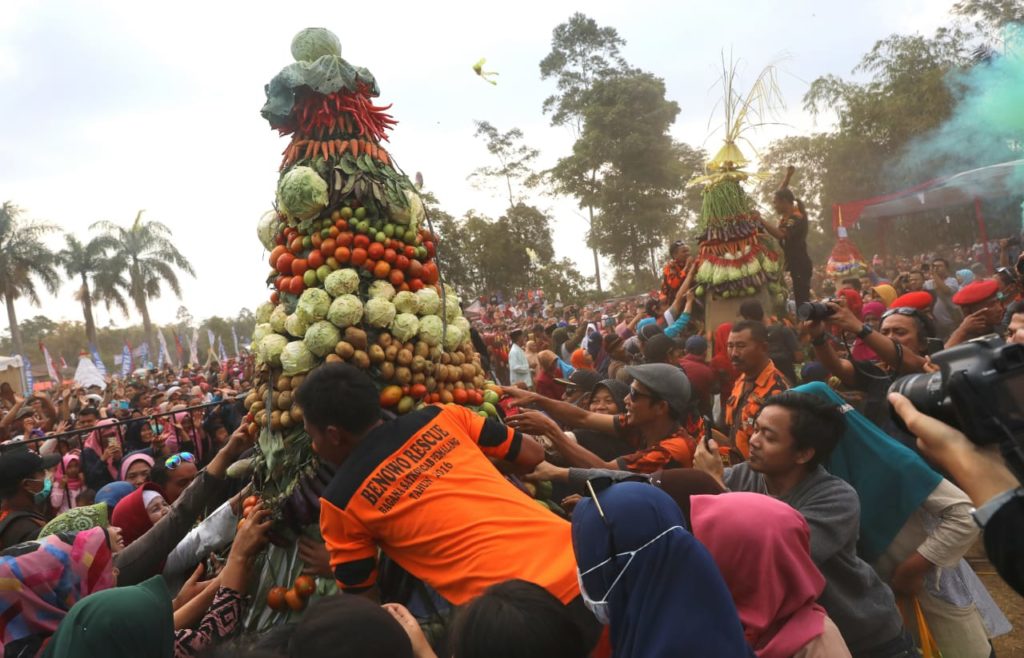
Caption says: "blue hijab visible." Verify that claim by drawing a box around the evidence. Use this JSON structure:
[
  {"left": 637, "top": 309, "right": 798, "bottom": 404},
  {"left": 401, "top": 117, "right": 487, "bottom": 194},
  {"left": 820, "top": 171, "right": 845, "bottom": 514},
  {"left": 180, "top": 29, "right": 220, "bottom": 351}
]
[
  {"left": 795, "top": 382, "right": 942, "bottom": 562},
  {"left": 572, "top": 482, "right": 751, "bottom": 658}
]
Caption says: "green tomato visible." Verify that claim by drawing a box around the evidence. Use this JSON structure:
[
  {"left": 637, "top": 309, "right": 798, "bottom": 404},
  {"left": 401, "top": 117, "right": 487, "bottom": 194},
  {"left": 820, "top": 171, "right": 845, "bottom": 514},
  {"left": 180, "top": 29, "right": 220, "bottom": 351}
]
[
  {"left": 303, "top": 269, "right": 319, "bottom": 287},
  {"left": 415, "top": 246, "right": 428, "bottom": 260},
  {"left": 357, "top": 220, "right": 370, "bottom": 234},
  {"left": 321, "top": 228, "right": 331, "bottom": 238},
  {"left": 322, "top": 218, "right": 334, "bottom": 229},
  {"left": 326, "top": 257, "right": 339, "bottom": 269},
  {"left": 476, "top": 410, "right": 488, "bottom": 418},
  {"left": 483, "top": 390, "right": 499, "bottom": 405},
  {"left": 316, "top": 265, "right": 332, "bottom": 282},
  {"left": 383, "top": 224, "right": 396, "bottom": 238},
  {"left": 340, "top": 207, "right": 353, "bottom": 219},
  {"left": 302, "top": 235, "right": 313, "bottom": 249},
  {"left": 354, "top": 207, "right": 367, "bottom": 220},
  {"left": 375, "top": 232, "right": 387, "bottom": 243},
  {"left": 403, "top": 229, "right": 417, "bottom": 244}
]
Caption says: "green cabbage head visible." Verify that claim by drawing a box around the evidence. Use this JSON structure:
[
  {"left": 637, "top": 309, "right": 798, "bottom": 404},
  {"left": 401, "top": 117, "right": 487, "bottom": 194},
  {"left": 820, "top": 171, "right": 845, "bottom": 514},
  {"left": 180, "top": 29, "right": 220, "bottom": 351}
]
[
  {"left": 365, "top": 298, "right": 396, "bottom": 328},
  {"left": 304, "top": 320, "right": 341, "bottom": 357},
  {"left": 390, "top": 313, "right": 419, "bottom": 343},
  {"left": 297, "top": 288, "right": 331, "bottom": 322},
  {"left": 277, "top": 166, "right": 328, "bottom": 221},
  {"left": 281, "top": 340, "right": 316, "bottom": 376},
  {"left": 327, "top": 294, "right": 363, "bottom": 328}
]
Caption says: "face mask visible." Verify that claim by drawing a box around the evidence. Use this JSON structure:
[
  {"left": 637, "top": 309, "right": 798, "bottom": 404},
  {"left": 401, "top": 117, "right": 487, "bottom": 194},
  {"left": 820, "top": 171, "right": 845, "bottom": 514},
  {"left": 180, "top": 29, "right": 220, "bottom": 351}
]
[
  {"left": 577, "top": 525, "right": 683, "bottom": 625},
  {"left": 32, "top": 477, "right": 52, "bottom": 506}
]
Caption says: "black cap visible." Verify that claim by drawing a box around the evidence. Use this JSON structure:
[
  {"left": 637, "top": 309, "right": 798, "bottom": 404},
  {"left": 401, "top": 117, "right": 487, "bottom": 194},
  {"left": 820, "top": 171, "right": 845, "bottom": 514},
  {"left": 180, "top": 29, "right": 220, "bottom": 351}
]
[
  {"left": 555, "top": 369, "right": 602, "bottom": 393},
  {"left": 0, "top": 450, "right": 60, "bottom": 491}
]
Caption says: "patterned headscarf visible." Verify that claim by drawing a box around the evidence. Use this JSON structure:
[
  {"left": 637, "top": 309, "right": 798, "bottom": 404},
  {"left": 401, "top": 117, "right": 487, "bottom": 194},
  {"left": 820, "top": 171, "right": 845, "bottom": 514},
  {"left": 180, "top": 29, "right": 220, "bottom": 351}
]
[
  {"left": 0, "top": 527, "right": 115, "bottom": 647},
  {"left": 38, "top": 503, "right": 110, "bottom": 539}
]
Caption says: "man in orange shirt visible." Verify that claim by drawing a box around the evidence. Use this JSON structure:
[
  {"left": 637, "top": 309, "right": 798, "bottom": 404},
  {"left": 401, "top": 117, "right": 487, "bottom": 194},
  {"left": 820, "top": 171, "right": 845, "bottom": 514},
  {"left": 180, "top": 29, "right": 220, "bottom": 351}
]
[
  {"left": 724, "top": 320, "right": 790, "bottom": 459},
  {"left": 295, "top": 364, "right": 598, "bottom": 645}
]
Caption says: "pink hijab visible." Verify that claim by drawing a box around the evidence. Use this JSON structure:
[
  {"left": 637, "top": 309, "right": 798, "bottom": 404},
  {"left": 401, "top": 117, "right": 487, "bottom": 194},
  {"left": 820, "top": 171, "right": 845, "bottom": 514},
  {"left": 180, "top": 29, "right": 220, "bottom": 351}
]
[
  {"left": 83, "top": 419, "right": 120, "bottom": 480},
  {"left": 59, "top": 452, "right": 84, "bottom": 492},
  {"left": 691, "top": 493, "right": 828, "bottom": 658},
  {"left": 160, "top": 410, "right": 191, "bottom": 453},
  {"left": 119, "top": 452, "right": 155, "bottom": 481}
]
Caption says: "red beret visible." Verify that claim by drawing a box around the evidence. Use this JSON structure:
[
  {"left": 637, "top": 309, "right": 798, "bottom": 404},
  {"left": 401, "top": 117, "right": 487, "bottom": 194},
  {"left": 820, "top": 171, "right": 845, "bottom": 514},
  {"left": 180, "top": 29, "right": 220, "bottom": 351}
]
[
  {"left": 889, "top": 291, "right": 933, "bottom": 310},
  {"left": 952, "top": 279, "right": 999, "bottom": 306}
]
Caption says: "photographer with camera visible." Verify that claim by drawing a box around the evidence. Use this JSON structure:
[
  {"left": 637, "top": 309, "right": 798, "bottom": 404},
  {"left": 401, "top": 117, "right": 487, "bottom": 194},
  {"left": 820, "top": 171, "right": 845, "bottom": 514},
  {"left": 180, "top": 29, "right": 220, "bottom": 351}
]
[
  {"left": 889, "top": 379, "right": 1023, "bottom": 596},
  {"left": 802, "top": 297, "right": 932, "bottom": 441}
]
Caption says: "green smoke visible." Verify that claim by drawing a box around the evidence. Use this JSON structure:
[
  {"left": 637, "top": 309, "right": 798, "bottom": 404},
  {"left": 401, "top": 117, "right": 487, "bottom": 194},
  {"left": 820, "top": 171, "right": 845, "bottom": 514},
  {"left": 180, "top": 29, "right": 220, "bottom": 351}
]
[{"left": 897, "top": 25, "right": 1024, "bottom": 189}]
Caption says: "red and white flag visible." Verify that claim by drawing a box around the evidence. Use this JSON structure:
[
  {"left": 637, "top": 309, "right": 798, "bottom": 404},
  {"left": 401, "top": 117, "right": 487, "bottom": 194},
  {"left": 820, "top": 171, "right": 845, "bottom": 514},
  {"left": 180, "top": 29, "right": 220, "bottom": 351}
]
[{"left": 39, "top": 342, "right": 60, "bottom": 383}]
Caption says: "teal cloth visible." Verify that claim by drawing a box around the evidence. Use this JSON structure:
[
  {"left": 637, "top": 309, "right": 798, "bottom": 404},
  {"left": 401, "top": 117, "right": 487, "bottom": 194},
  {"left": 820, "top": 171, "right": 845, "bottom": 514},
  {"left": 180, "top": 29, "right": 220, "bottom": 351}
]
[{"left": 794, "top": 382, "right": 942, "bottom": 562}]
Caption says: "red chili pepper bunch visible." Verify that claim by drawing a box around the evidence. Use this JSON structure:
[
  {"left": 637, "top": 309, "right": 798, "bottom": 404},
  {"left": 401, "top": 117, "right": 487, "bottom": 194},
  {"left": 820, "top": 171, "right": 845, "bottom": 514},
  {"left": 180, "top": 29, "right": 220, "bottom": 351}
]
[{"left": 284, "top": 84, "right": 397, "bottom": 142}]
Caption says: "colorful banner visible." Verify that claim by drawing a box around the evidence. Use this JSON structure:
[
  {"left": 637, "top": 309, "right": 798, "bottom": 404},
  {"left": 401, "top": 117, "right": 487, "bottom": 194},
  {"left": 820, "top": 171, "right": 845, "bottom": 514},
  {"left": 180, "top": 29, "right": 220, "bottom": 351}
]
[
  {"left": 120, "top": 340, "right": 133, "bottom": 377},
  {"left": 172, "top": 330, "right": 185, "bottom": 366},
  {"left": 218, "top": 336, "right": 228, "bottom": 362},
  {"left": 21, "top": 354, "right": 33, "bottom": 394},
  {"left": 231, "top": 325, "right": 240, "bottom": 357},
  {"left": 137, "top": 342, "right": 151, "bottom": 370},
  {"left": 157, "top": 330, "right": 173, "bottom": 368},
  {"left": 207, "top": 329, "right": 216, "bottom": 352},
  {"left": 88, "top": 342, "right": 107, "bottom": 376},
  {"left": 39, "top": 342, "right": 60, "bottom": 383},
  {"left": 189, "top": 328, "right": 200, "bottom": 367}
]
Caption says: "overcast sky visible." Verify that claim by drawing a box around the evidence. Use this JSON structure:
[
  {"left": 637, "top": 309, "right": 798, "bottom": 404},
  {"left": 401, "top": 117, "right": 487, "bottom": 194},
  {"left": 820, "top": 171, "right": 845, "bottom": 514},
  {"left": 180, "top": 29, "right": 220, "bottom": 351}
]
[{"left": 1, "top": 0, "right": 955, "bottom": 333}]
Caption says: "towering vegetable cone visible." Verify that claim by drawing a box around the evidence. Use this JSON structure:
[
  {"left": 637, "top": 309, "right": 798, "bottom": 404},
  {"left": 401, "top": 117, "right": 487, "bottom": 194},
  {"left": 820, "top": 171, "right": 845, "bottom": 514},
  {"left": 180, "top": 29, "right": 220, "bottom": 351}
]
[
  {"left": 689, "top": 59, "right": 785, "bottom": 314},
  {"left": 826, "top": 225, "right": 867, "bottom": 279},
  {"left": 242, "top": 28, "right": 497, "bottom": 630}
]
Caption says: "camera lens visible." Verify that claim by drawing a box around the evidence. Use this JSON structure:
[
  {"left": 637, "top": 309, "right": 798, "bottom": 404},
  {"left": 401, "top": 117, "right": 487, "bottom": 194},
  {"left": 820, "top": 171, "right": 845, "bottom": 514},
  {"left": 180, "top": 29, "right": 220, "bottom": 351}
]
[
  {"left": 888, "top": 371, "right": 958, "bottom": 431},
  {"left": 797, "top": 302, "right": 832, "bottom": 322}
]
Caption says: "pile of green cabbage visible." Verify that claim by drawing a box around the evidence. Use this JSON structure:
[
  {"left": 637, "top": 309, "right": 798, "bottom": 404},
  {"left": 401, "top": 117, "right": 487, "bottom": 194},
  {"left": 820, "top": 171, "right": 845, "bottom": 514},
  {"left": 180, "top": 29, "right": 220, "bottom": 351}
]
[{"left": 277, "top": 166, "right": 328, "bottom": 221}]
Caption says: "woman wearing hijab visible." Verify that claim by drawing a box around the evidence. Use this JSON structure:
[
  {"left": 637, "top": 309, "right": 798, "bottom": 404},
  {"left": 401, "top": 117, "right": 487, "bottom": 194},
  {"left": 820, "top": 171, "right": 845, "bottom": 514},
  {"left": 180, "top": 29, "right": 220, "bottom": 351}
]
[
  {"left": 120, "top": 453, "right": 155, "bottom": 489},
  {"left": 111, "top": 482, "right": 171, "bottom": 548},
  {"left": 955, "top": 269, "right": 974, "bottom": 286},
  {"left": 38, "top": 503, "right": 110, "bottom": 538},
  {"left": 849, "top": 301, "right": 886, "bottom": 362},
  {"left": 710, "top": 322, "right": 738, "bottom": 415},
  {"left": 871, "top": 284, "right": 898, "bottom": 307},
  {"left": 569, "top": 380, "right": 634, "bottom": 462},
  {"left": 691, "top": 492, "right": 851, "bottom": 658},
  {"left": 50, "top": 451, "right": 86, "bottom": 513},
  {"left": 81, "top": 418, "right": 124, "bottom": 490},
  {"left": 571, "top": 481, "right": 751, "bottom": 658},
  {"left": 44, "top": 505, "right": 271, "bottom": 658},
  {"left": 0, "top": 526, "right": 122, "bottom": 657},
  {"left": 797, "top": 382, "right": 1010, "bottom": 656}
]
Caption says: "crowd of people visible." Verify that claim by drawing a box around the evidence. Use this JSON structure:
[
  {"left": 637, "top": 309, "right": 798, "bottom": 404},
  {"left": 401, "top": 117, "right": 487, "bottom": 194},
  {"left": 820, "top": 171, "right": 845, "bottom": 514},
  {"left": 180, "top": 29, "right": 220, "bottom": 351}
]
[{"left": 0, "top": 214, "right": 1022, "bottom": 657}]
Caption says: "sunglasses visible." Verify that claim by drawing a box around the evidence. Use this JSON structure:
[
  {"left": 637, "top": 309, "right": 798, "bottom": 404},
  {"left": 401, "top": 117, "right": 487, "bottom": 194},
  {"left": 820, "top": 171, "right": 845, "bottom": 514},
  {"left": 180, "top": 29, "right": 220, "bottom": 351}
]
[
  {"left": 628, "top": 387, "right": 657, "bottom": 403},
  {"left": 881, "top": 306, "right": 923, "bottom": 320},
  {"left": 165, "top": 452, "right": 195, "bottom": 470}
]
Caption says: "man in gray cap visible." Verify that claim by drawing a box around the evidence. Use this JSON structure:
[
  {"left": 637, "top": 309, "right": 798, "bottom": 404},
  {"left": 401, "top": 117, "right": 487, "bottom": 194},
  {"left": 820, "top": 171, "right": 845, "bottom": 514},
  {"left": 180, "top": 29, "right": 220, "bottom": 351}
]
[
  {"left": 0, "top": 449, "right": 60, "bottom": 548},
  {"left": 504, "top": 363, "right": 702, "bottom": 473}
]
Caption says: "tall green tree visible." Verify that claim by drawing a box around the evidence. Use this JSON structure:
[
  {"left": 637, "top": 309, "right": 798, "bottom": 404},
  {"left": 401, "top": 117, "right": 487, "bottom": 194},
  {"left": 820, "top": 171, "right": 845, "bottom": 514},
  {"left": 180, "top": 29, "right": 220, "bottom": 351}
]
[
  {"left": 0, "top": 202, "right": 60, "bottom": 359},
  {"left": 540, "top": 13, "right": 635, "bottom": 291},
  {"left": 571, "top": 72, "right": 692, "bottom": 282},
  {"left": 92, "top": 210, "right": 195, "bottom": 355},
  {"left": 57, "top": 234, "right": 128, "bottom": 349},
  {"left": 468, "top": 121, "right": 540, "bottom": 209}
]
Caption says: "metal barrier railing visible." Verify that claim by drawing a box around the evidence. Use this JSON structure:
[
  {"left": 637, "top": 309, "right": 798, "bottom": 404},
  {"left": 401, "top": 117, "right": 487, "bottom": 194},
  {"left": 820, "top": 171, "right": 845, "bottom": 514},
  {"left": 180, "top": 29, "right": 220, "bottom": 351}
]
[{"left": 1, "top": 395, "right": 249, "bottom": 454}]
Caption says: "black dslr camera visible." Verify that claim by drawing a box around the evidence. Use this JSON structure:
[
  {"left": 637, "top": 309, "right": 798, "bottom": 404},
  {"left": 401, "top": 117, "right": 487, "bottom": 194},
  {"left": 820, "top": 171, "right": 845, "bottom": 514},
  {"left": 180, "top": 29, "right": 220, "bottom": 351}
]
[
  {"left": 797, "top": 300, "right": 837, "bottom": 322},
  {"left": 889, "top": 335, "right": 1024, "bottom": 474}
]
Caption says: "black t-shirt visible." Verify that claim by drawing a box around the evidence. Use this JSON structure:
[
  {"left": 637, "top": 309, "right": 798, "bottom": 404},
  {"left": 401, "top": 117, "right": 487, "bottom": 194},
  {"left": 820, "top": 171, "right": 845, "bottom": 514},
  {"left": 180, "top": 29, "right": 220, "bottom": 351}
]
[{"left": 781, "top": 212, "right": 810, "bottom": 268}]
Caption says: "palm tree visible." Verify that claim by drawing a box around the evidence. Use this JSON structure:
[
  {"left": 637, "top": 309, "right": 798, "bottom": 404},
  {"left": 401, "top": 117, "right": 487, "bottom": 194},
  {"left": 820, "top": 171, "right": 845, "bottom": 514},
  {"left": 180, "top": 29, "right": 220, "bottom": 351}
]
[
  {"left": 56, "top": 234, "right": 129, "bottom": 348},
  {"left": 0, "top": 202, "right": 60, "bottom": 358},
  {"left": 92, "top": 210, "right": 195, "bottom": 355}
]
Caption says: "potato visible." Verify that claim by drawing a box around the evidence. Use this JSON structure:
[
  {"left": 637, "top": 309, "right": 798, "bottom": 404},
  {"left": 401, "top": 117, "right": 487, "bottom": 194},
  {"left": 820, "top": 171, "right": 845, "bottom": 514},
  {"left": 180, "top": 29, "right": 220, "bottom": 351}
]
[
  {"left": 276, "top": 376, "right": 292, "bottom": 391},
  {"left": 325, "top": 353, "right": 343, "bottom": 364},
  {"left": 291, "top": 374, "right": 306, "bottom": 390},
  {"left": 395, "top": 366, "right": 412, "bottom": 385},
  {"left": 412, "top": 372, "right": 426, "bottom": 385},
  {"left": 251, "top": 400, "right": 265, "bottom": 415},
  {"left": 270, "top": 410, "right": 283, "bottom": 431},
  {"left": 414, "top": 341, "right": 430, "bottom": 358},
  {"left": 244, "top": 393, "right": 257, "bottom": 410},
  {"left": 278, "top": 390, "right": 293, "bottom": 410},
  {"left": 380, "top": 361, "right": 396, "bottom": 381},
  {"left": 378, "top": 332, "right": 393, "bottom": 347},
  {"left": 369, "top": 344, "right": 386, "bottom": 364},
  {"left": 291, "top": 406, "right": 304, "bottom": 423},
  {"left": 272, "top": 391, "right": 281, "bottom": 410},
  {"left": 385, "top": 344, "right": 399, "bottom": 362},
  {"left": 425, "top": 376, "right": 437, "bottom": 392},
  {"left": 344, "top": 327, "right": 368, "bottom": 351},
  {"left": 352, "top": 350, "right": 371, "bottom": 370},
  {"left": 462, "top": 364, "right": 476, "bottom": 382},
  {"left": 335, "top": 341, "right": 355, "bottom": 360},
  {"left": 411, "top": 355, "right": 426, "bottom": 373},
  {"left": 397, "top": 349, "right": 413, "bottom": 367}
]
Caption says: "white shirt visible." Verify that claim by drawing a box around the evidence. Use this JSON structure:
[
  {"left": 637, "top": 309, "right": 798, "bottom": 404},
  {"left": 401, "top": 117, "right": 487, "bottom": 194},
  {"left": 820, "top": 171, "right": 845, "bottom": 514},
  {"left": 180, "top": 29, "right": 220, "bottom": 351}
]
[{"left": 508, "top": 343, "right": 532, "bottom": 387}]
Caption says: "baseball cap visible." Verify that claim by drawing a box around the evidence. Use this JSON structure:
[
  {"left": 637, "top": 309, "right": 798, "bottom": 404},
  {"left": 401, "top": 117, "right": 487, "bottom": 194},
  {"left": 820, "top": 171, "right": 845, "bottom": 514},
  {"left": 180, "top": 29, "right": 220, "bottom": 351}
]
[
  {"left": 624, "top": 363, "right": 692, "bottom": 419},
  {"left": 643, "top": 334, "right": 679, "bottom": 364},
  {"left": 0, "top": 450, "right": 60, "bottom": 492},
  {"left": 555, "top": 369, "right": 602, "bottom": 393},
  {"left": 684, "top": 335, "right": 708, "bottom": 355}
]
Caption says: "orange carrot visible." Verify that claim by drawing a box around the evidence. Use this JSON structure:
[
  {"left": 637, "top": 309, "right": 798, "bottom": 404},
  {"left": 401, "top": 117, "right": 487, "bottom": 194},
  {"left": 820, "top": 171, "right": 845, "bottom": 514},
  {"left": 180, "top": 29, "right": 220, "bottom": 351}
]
[
  {"left": 327, "top": 140, "right": 335, "bottom": 158},
  {"left": 321, "top": 141, "right": 329, "bottom": 160},
  {"left": 350, "top": 139, "right": 360, "bottom": 157},
  {"left": 336, "top": 139, "right": 347, "bottom": 155},
  {"left": 378, "top": 148, "right": 389, "bottom": 166}
]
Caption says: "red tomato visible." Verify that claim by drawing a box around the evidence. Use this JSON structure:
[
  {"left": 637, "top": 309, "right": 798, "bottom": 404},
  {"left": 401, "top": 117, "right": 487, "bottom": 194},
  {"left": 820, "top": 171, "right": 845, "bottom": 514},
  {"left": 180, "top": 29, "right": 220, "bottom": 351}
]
[
  {"left": 267, "top": 587, "right": 288, "bottom": 611},
  {"left": 409, "top": 384, "right": 427, "bottom": 400},
  {"left": 408, "top": 278, "right": 424, "bottom": 292},
  {"left": 453, "top": 388, "right": 468, "bottom": 405},
  {"left": 335, "top": 219, "right": 348, "bottom": 231},
  {"left": 308, "top": 251, "right": 324, "bottom": 269},
  {"left": 289, "top": 237, "right": 304, "bottom": 254},
  {"left": 288, "top": 276, "right": 304, "bottom": 294},
  {"left": 373, "top": 260, "right": 391, "bottom": 279},
  {"left": 398, "top": 282, "right": 410, "bottom": 292},
  {"left": 350, "top": 248, "right": 368, "bottom": 267},
  {"left": 395, "top": 255, "right": 410, "bottom": 271},
  {"left": 270, "top": 291, "right": 280, "bottom": 304},
  {"left": 424, "top": 241, "right": 435, "bottom": 257},
  {"left": 269, "top": 245, "right": 287, "bottom": 268},
  {"left": 353, "top": 234, "right": 370, "bottom": 249},
  {"left": 422, "top": 262, "right": 439, "bottom": 284},
  {"left": 328, "top": 226, "right": 340, "bottom": 238},
  {"left": 285, "top": 228, "right": 298, "bottom": 242},
  {"left": 277, "top": 276, "right": 291, "bottom": 292},
  {"left": 367, "top": 243, "right": 385, "bottom": 260},
  {"left": 320, "top": 238, "right": 337, "bottom": 257},
  {"left": 383, "top": 248, "right": 397, "bottom": 264},
  {"left": 407, "top": 260, "right": 423, "bottom": 279},
  {"left": 276, "top": 253, "right": 295, "bottom": 275},
  {"left": 311, "top": 233, "right": 323, "bottom": 248},
  {"left": 337, "top": 232, "right": 354, "bottom": 247},
  {"left": 294, "top": 575, "right": 316, "bottom": 598},
  {"left": 292, "top": 259, "right": 308, "bottom": 277},
  {"left": 388, "top": 269, "right": 404, "bottom": 286},
  {"left": 334, "top": 246, "right": 351, "bottom": 263},
  {"left": 275, "top": 233, "right": 286, "bottom": 246},
  {"left": 404, "top": 246, "right": 417, "bottom": 259}
]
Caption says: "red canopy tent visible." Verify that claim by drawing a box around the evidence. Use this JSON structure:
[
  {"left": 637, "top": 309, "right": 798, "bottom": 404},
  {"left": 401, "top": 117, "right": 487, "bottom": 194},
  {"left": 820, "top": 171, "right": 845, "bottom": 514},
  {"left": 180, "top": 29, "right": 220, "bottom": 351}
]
[{"left": 831, "top": 159, "right": 1024, "bottom": 273}]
